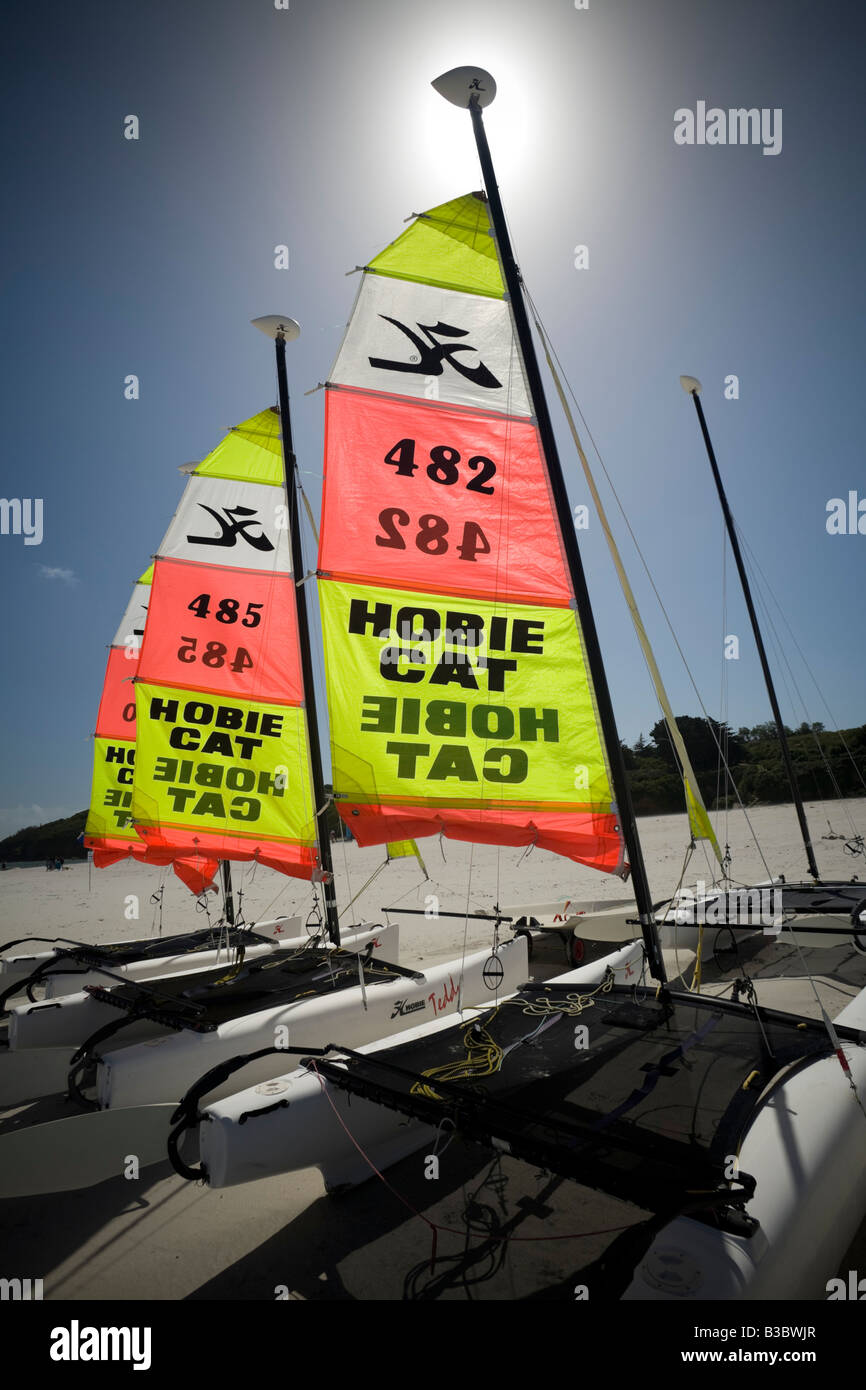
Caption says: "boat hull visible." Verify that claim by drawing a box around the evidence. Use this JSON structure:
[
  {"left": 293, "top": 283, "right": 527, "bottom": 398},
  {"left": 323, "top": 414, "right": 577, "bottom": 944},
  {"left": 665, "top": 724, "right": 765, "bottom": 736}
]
[
  {"left": 0, "top": 919, "right": 310, "bottom": 1000},
  {"left": 5, "top": 923, "right": 396, "bottom": 1053},
  {"left": 506, "top": 899, "right": 638, "bottom": 943},
  {"left": 623, "top": 985, "right": 866, "bottom": 1300},
  {"left": 100, "top": 936, "right": 528, "bottom": 1110},
  {"left": 199, "top": 940, "right": 645, "bottom": 1190}
]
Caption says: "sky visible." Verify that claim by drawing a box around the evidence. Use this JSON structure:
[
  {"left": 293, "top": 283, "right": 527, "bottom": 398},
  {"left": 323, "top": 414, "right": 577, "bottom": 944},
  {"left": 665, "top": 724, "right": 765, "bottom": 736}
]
[{"left": 1, "top": 0, "right": 865, "bottom": 839}]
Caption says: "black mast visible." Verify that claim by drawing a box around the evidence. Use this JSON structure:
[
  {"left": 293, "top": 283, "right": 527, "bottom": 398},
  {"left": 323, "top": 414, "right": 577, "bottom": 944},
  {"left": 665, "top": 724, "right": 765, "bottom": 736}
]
[
  {"left": 435, "top": 71, "right": 665, "bottom": 980},
  {"left": 256, "top": 317, "right": 341, "bottom": 944},
  {"left": 221, "top": 859, "right": 235, "bottom": 926},
  {"left": 681, "top": 377, "right": 820, "bottom": 882}
]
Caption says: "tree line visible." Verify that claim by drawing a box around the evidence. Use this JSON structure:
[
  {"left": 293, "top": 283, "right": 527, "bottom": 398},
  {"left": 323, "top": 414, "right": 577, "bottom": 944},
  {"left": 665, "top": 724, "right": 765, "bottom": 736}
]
[
  {"left": 623, "top": 716, "right": 866, "bottom": 815},
  {"left": 1, "top": 717, "right": 864, "bottom": 862}
]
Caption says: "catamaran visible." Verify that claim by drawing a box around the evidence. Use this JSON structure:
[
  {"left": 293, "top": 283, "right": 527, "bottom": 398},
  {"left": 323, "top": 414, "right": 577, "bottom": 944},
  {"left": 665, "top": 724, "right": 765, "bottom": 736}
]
[
  {"left": 0, "top": 331, "right": 528, "bottom": 1125},
  {"left": 166, "top": 66, "right": 866, "bottom": 1303}
]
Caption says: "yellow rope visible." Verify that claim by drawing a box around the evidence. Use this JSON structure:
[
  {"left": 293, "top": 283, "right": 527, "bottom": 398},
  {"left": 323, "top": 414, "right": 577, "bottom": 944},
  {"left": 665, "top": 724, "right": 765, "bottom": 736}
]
[
  {"left": 410, "top": 974, "right": 616, "bottom": 1100},
  {"left": 410, "top": 1009, "right": 505, "bottom": 1099}
]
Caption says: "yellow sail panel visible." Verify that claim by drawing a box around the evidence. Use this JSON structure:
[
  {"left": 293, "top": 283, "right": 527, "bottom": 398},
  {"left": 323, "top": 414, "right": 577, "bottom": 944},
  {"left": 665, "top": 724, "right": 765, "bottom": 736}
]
[
  {"left": 193, "top": 407, "right": 284, "bottom": 487},
  {"left": 369, "top": 193, "right": 503, "bottom": 299},
  {"left": 86, "top": 736, "right": 137, "bottom": 843},
  {"left": 386, "top": 840, "right": 419, "bottom": 858},
  {"left": 387, "top": 838, "right": 429, "bottom": 877},
  {"left": 131, "top": 682, "right": 318, "bottom": 866},
  {"left": 685, "top": 782, "right": 718, "bottom": 848},
  {"left": 322, "top": 579, "right": 613, "bottom": 812}
]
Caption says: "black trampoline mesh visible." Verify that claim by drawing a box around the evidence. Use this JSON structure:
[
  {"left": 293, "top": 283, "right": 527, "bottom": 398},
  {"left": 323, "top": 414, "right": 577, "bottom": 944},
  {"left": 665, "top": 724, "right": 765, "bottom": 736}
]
[
  {"left": 84, "top": 942, "right": 408, "bottom": 1030},
  {"left": 54, "top": 924, "right": 277, "bottom": 967},
  {"left": 312, "top": 982, "right": 851, "bottom": 1222}
]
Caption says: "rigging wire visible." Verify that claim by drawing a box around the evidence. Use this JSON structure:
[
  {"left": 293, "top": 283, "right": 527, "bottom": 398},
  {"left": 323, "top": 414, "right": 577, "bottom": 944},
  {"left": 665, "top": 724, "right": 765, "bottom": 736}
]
[
  {"left": 737, "top": 530, "right": 865, "bottom": 848},
  {"left": 522, "top": 286, "right": 777, "bottom": 889}
]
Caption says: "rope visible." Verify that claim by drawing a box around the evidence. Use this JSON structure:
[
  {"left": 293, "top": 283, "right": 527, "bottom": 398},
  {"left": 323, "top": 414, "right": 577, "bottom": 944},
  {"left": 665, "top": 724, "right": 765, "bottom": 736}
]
[
  {"left": 410, "top": 975, "right": 616, "bottom": 1099},
  {"left": 306, "top": 1060, "right": 638, "bottom": 1265},
  {"left": 338, "top": 857, "right": 389, "bottom": 920}
]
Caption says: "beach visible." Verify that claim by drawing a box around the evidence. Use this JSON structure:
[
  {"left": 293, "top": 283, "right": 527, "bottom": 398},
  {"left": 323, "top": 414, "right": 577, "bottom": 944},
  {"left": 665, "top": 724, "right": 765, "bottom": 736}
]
[{"left": 2, "top": 797, "right": 865, "bottom": 1301}]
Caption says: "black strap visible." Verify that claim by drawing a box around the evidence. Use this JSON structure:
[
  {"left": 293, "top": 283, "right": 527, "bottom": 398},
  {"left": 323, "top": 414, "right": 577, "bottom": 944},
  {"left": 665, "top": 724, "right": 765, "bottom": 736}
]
[
  {"left": 67, "top": 1012, "right": 149, "bottom": 1108},
  {"left": 167, "top": 1043, "right": 332, "bottom": 1181}
]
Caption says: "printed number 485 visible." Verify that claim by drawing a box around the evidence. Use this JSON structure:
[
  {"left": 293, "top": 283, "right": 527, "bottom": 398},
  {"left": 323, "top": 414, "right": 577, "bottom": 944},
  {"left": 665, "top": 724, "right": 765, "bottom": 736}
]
[{"left": 187, "top": 594, "right": 263, "bottom": 626}]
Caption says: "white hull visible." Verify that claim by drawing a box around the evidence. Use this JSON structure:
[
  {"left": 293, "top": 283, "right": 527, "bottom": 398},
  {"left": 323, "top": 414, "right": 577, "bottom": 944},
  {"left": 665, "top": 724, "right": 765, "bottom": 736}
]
[
  {"left": 661, "top": 878, "right": 866, "bottom": 954},
  {"left": 507, "top": 888, "right": 861, "bottom": 953},
  {"left": 506, "top": 899, "right": 638, "bottom": 942},
  {"left": 199, "top": 941, "right": 645, "bottom": 1189},
  {"left": 0, "top": 917, "right": 310, "bottom": 1000},
  {"left": 5, "top": 923, "right": 396, "bottom": 1054},
  {"left": 98, "top": 936, "right": 530, "bottom": 1110},
  {"left": 624, "top": 983, "right": 866, "bottom": 1300},
  {"left": 660, "top": 911, "right": 860, "bottom": 954}
]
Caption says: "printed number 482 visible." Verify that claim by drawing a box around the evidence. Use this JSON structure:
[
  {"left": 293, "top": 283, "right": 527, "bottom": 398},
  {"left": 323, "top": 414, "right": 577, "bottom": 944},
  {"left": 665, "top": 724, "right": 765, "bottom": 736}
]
[{"left": 376, "top": 510, "right": 490, "bottom": 562}]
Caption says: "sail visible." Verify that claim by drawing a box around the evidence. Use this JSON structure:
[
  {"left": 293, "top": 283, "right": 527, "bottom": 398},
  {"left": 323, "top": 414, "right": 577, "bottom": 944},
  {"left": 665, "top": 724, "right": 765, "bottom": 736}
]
[
  {"left": 84, "top": 579, "right": 239, "bottom": 897},
  {"left": 318, "top": 194, "right": 627, "bottom": 875},
  {"left": 85, "top": 571, "right": 157, "bottom": 867},
  {"left": 130, "top": 407, "right": 319, "bottom": 882},
  {"left": 386, "top": 838, "right": 428, "bottom": 877}
]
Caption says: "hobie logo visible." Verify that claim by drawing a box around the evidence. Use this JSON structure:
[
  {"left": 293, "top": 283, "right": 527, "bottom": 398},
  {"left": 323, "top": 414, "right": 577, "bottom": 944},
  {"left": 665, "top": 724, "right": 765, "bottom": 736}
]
[
  {"left": 49, "top": 1320, "right": 152, "bottom": 1370},
  {"left": 390, "top": 997, "right": 426, "bottom": 1019},
  {"left": 826, "top": 1271, "right": 866, "bottom": 1299},
  {"left": 370, "top": 316, "right": 502, "bottom": 389},
  {"left": 186, "top": 504, "right": 274, "bottom": 552},
  {"left": 674, "top": 102, "right": 782, "bottom": 156}
]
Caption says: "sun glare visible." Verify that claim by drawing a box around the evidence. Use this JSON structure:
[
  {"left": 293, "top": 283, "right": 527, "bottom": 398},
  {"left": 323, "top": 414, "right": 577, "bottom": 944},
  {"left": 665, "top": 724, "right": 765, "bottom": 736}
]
[{"left": 414, "top": 56, "right": 537, "bottom": 204}]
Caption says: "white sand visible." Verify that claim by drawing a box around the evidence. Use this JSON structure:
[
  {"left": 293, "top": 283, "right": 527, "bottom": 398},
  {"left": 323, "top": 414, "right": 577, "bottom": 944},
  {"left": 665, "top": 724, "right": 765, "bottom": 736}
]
[{"left": 1, "top": 797, "right": 865, "bottom": 1300}]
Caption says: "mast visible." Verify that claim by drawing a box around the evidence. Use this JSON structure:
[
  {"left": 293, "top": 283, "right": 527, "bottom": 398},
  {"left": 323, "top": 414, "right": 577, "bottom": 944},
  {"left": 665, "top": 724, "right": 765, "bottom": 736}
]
[
  {"left": 221, "top": 860, "right": 235, "bottom": 926},
  {"left": 680, "top": 376, "right": 820, "bottom": 881},
  {"left": 433, "top": 68, "right": 665, "bottom": 981},
  {"left": 253, "top": 315, "right": 341, "bottom": 944}
]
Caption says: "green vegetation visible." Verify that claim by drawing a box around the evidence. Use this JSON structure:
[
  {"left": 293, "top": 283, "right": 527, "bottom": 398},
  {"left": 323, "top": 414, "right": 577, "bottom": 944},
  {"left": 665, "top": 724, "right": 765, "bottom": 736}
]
[
  {"left": 625, "top": 717, "right": 866, "bottom": 815},
  {"left": 1, "top": 720, "right": 864, "bottom": 860},
  {"left": 0, "top": 811, "right": 88, "bottom": 863}
]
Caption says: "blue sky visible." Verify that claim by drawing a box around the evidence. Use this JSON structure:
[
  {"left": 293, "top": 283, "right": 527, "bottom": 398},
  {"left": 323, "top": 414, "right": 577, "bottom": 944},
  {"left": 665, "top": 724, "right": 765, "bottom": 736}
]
[{"left": 2, "top": 0, "right": 864, "bottom": 838}]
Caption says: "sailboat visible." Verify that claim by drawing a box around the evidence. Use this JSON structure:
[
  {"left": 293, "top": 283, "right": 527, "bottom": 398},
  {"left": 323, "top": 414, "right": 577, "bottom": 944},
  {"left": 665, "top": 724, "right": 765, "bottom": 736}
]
[
  {"left": 170, "top": 66, "right": 866, "bottom": 1302},
  {"left": 0, "top": 318, "right": 529, "bottom": 1143},
  {"left": 0, "top": 494, "right": 339, "bottom": 1009},
  {"left": 655, "top": 377, "right": 866, "bottom": 954},
  {"left": 0, "top": 407, "right": 408, "bottom": 1028}
]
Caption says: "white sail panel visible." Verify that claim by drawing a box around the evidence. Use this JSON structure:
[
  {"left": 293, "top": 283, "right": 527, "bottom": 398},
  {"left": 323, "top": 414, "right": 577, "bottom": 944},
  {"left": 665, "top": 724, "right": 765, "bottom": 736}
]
[
  {"left": 111, "top": 583, "right": 150, "bottom": 652},
  {"left": 331, "top": 274, "right": 532, "bottom": 418},
  {"left": 158, "top": 476, "right": 291, "bottom": 573}
]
